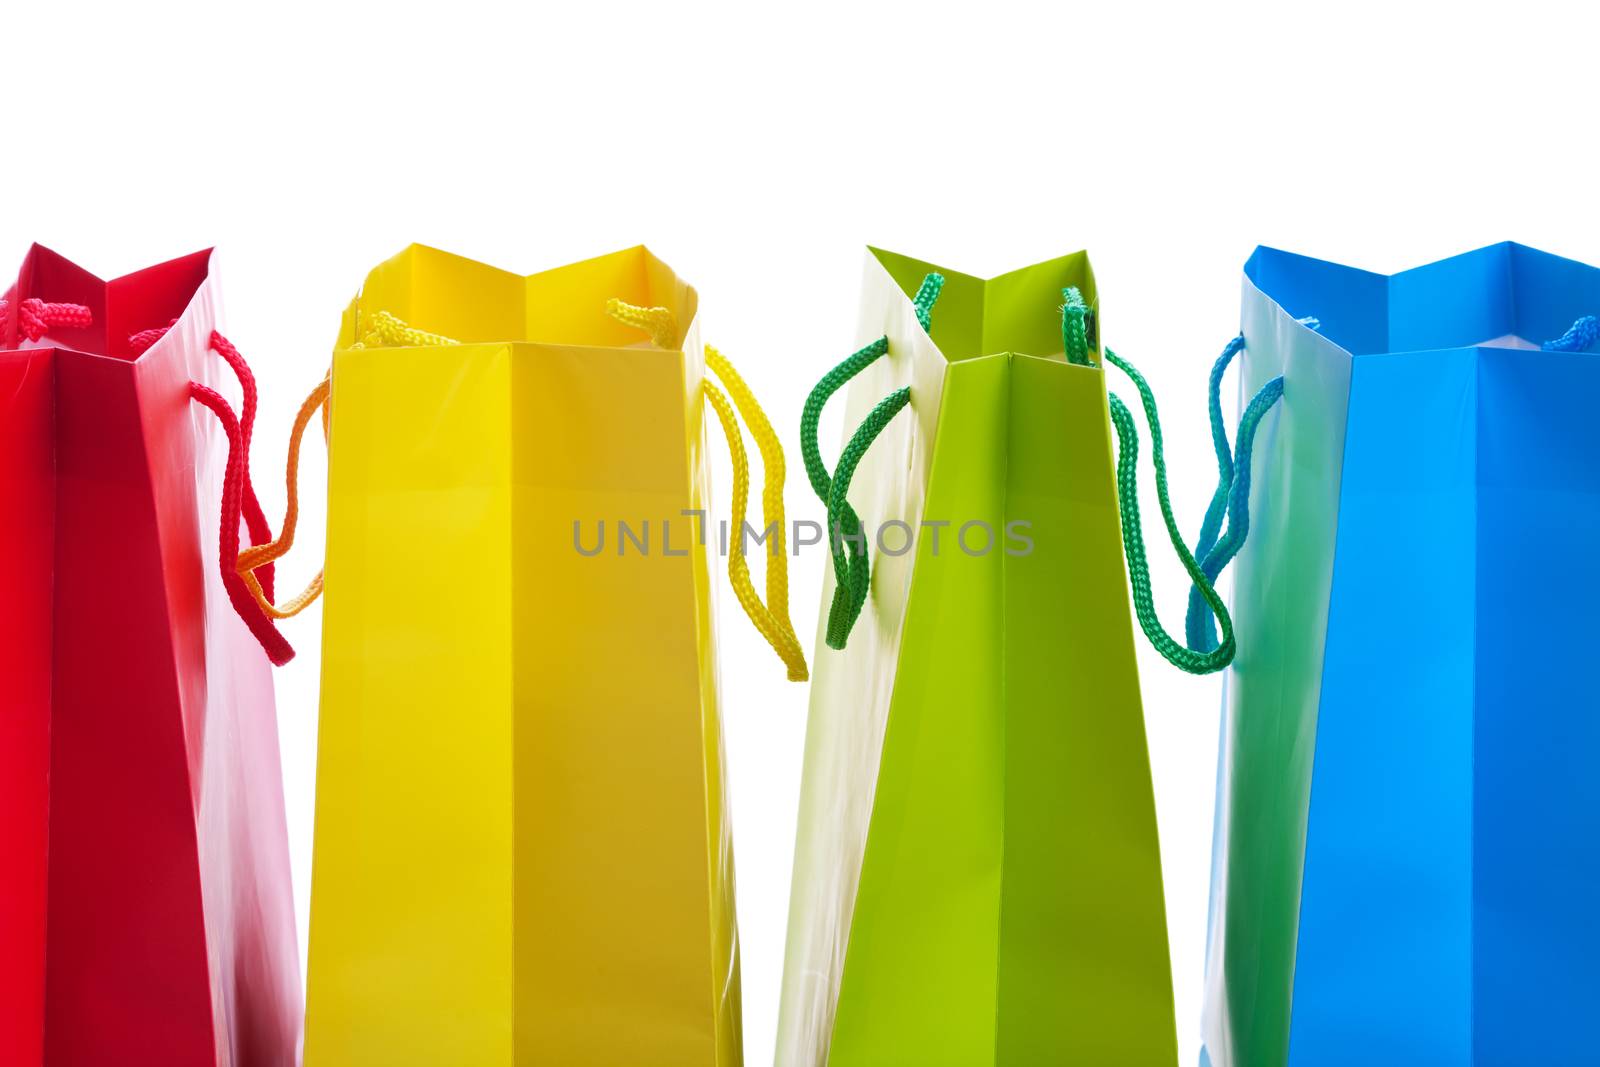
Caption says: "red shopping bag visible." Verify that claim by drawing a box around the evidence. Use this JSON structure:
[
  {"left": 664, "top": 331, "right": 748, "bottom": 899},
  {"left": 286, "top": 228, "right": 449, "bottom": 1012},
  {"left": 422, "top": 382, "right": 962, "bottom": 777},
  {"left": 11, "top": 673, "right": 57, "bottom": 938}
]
[{"left": 0, "top": 246, "right": 300, "bottom": 1066}]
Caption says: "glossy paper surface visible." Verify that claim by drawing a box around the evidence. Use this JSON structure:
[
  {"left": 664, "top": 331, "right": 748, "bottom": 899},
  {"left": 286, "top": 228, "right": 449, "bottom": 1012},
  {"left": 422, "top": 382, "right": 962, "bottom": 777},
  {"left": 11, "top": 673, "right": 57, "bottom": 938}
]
[
  {"left": 1202, "top": 243, "right": 1600, "bottom": 1066},
  {"left": 778, "top": 249, "right": 1176, "bottom": 1066},
  {"left": 303, "top": 246, "right": 740, "bottom": 1066},
  {"left": 0, "top": 246, "right": 301, "bottom": 1066}
]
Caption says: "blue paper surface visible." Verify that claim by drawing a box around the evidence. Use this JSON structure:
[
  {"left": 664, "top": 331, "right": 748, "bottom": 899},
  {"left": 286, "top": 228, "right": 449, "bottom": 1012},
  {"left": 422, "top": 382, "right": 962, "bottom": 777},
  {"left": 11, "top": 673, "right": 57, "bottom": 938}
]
[{"left": 1202, "top": 243, "right": 1600, "bottom": 1066}]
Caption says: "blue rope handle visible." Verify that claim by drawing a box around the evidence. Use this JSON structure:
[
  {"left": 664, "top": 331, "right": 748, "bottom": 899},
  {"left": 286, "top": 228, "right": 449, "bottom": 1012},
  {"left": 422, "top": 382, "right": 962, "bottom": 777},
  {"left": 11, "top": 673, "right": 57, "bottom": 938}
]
[
  {"left": 1188, "top": 335, "right": 1247, "bottom": 577},
  {"left": 1543, "top": 315, "right": 1598, "bottom": 352},
  {"left": 1180, "top": 309, "right": 1597, "bottom": 655},
  {"left": 1183, "top": 336, "right": 1289, "bottom": 653}
]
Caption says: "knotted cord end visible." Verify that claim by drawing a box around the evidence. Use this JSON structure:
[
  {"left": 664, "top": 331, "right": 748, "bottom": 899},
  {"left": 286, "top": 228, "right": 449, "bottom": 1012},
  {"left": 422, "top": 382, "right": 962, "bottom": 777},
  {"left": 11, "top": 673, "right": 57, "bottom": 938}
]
[
  {"left": 911, "top": 273, "right": 945, "bottom": 333},
  {"left": 352, "top": 309, "right": 460, "bottom": 349},
  {"left": 2, "top": 297, "right": 94, "bottom": 342},
  {"left": 1543, "top": 315, "right": 1599, "bottom": 352},
  {"left": 605, "top": 298, "right": 678, "bottom": 348}
]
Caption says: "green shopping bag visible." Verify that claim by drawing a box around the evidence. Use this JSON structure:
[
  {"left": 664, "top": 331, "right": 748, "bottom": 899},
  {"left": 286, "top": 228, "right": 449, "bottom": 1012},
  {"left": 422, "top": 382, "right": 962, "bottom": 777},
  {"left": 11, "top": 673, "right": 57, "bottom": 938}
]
[{"left": 776, "top": 249, "right": 1179, "bottom": 1066}]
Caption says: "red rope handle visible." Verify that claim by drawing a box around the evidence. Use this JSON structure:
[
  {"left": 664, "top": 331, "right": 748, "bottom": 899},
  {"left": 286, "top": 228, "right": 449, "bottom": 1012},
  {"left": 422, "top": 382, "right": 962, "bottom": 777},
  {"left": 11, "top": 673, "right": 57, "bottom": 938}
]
[
  {"left": 128, "top": 325, "right": 171, "bottom": 352},
  {"left": 137, "top": 322, "right": 277, "bottom": 604},
  {"left": 205, "top": 331, "right": 277, "bottom": 602},
  {"left": 1, "top": 297, "right": 94, "bottom": 341},
  {"left": 2, "top": 303, "right": 292, "bottom": 664},
  {"left": 181, "top": 328, "right": 294, "bottom": 665},
  {"left": 189, "top": 373, "right": 295, "bottom": 666}
]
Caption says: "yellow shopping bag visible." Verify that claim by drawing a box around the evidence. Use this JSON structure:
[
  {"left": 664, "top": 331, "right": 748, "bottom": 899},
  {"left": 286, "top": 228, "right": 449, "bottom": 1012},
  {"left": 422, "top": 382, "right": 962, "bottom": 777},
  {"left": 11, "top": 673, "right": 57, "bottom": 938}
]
[{"left": 246, "top": 245, "right": 801, "bottom": 1066}]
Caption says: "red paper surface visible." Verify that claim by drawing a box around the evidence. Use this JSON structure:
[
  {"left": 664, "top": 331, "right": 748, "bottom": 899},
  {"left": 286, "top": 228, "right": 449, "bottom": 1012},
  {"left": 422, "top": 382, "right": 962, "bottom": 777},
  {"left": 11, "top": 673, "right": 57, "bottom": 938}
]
[{"left": 0, "top": 246, "right": 301, "bottom": 1066}]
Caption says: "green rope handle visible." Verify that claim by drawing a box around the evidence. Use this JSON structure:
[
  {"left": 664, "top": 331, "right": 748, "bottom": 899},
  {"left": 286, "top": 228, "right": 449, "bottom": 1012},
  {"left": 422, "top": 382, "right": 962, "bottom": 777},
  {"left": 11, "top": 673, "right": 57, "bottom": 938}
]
[
  {"left": 1105, "top": 359, "right": 1237, "bottom": 673},
  {"left": 800, "top": 273, "right": 944, "bottom": 649},
  {"left": 910, "top": 274, "right": 942, "bottom": 332},
  {"left": 824, "top": 387, "right": 911, "bottom": 647},
  {"left": 1061, "top": 286, "right": 1095, "bottom": 366},
  {"left": 1061, "top": 287, "right": 1237, "bottom": 674},
  {"left": 799, "top": 336, "right": 886, "bottom": 649}
]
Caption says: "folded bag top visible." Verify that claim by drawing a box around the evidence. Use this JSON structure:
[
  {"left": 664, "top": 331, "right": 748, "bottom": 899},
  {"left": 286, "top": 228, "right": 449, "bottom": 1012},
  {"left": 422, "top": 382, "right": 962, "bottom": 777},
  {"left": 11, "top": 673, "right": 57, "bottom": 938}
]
[
  {"left": 1246, "top": 239, "right": 1600, "bottom": 356},
  {"left": 3, "top": 243, "right": 213, "bottom": 358},
  {"left": 0, "top": 244, "right": 301, "bottom": 1067},
  {"left": 335, "top": 243, "right": 697, "bottom": 349},
  {"left": 798, "top": 248, "right": 1112, "bottom": 648},
  {"left": 1201, "top": 242, "right": 1600, "bottom": 1067},
  {"left": 224, "top": 242, "right": 807, "bottom": 683},
  {"left": 1, "top": 240, "right": 290, "bottom": 666},
  {"left": 780, "top": 246, "right": 1188, "bottom": 1067},
  {"left": 867, "top": 245, "right": 1099, "bottom": 362},
  {"left": 808, "top": 246, "right": 1266, "bottom": 674},
  {"left": 232, "top": 244, "right": 805, "bottom": 1067}
]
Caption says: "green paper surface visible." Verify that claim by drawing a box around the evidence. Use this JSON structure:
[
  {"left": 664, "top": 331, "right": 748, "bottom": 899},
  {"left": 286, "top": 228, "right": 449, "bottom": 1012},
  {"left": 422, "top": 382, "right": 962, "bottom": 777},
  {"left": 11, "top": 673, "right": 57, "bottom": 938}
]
[{"left": 778, "top": 249, "right": 1176, "bottom": 1066}]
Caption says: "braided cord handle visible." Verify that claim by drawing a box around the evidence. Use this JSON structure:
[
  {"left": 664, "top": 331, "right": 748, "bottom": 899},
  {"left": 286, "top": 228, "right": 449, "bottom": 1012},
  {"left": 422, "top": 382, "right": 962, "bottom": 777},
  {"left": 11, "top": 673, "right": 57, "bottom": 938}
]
[
  {"left": 205, "top": 332, "right": 279, "bottom": 604},
  {"left": 704, "top": 345, "right": 809, "bottom": 681},
  {"left": 1189, "top": 335, "right": 1248, "bottom": 582},
  {"left": 353, "top": 309, "right": 460, "bottom": 349},
  {"left": 821, "top": 387, "right": 910, "bottom": 647},
  {"left": 608, "top": 300, "right": 808, "bottom": 681},
  {"left": 233, "top": 310, "right": 458, "bottom": 625},
  {"left": 237, "top": 372, "right": 332, "bottom": 619},
  {"left": 186, "top": 310, "right": 457, "bottom": 663},
  {"left": 1061, "top": 287, "right": 1095, "bottom": 366},
  {"left": 131, "top": 322, "right": 278, "bottom": 607},
  {"left": 1177, "top": 307, "right": 1596, "bottom": 656},
  {"left": 1183, "top": 336, "right": 1286, "bottom": 653},
  {"left": 1064, "top": 285, "right": 1264, "bottom": 676},
  {"left": 799, "top": 273, "right": 943, "bottom": 650},
  {"left": 1104, "top": 351, "right": 1238, "bottom": 675},
  {"left": 1543, "top": 315, "right": 1599, "bottom": 352},
  {"left": 187, "top": 330, "right": 296, "bottom": 666},
  {"left": 0, "top": 297, "right": 95, "bottom": 343},
  {"left": 799, "top": 336, "right": 886, "bottom": 649}
]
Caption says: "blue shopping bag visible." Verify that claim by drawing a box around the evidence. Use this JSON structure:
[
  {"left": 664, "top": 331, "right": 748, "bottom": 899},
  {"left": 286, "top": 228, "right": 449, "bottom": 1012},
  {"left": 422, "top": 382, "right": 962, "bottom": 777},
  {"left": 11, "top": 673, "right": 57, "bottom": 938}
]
[{"left": 1198, "top": 242, "right": 1600, "bottom": 1066}]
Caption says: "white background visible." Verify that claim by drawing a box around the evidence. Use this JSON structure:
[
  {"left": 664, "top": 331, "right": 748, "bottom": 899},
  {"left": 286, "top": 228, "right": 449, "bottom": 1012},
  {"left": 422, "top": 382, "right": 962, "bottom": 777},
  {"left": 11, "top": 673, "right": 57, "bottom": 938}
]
[{"left": 7, "top": 2, "right": 1597, "bottom": 1062}]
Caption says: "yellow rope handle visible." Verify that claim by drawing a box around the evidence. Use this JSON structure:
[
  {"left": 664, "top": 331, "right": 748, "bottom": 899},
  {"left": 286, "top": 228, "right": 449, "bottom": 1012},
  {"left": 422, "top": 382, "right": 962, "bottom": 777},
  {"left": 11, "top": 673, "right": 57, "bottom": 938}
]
[
  {"left": 607, "top": 298, "right": 809, "bottom": 682},
  {"left": 352, "top": 309, "right": 460, "bottom": 349},
  {"left": 605, "top": 298, "right": 677, "bottom": 348},
  {"left": 702, "top": 380, "right": 809, "bottom": 680},
  {"left": 239, "top": 311, "right": 459, "bottom": 620},
  {"left": 704, "top": 345, "right": 806, "bottom": 677}
]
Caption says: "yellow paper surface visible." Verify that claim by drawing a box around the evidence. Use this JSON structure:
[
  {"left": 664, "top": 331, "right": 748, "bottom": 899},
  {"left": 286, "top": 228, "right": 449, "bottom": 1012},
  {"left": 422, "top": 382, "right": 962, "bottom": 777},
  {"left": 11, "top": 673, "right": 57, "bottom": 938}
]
[{"left": 304, "top": 246, "right": 739, "bottom": 1066}]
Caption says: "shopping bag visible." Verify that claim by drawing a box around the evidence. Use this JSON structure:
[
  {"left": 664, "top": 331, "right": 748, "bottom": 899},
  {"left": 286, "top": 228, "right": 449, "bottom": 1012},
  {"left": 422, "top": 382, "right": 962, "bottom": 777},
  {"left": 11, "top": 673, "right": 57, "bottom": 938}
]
[
  {"left": 776, "top": 248, "right": 1180, "bottom": 1066},
  {"left": 1199, "top": 242, "right": 1600, "bottom": 1066},
  {"left": 226, "top": 245, "right": 803, "bottom": 1066},
  {"left": 0, "top": 245, "right": 301, "bottom": 1066}
]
